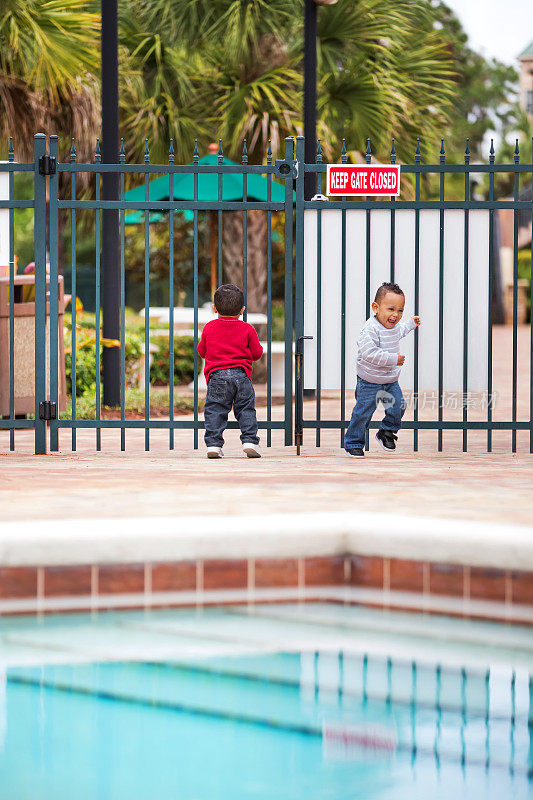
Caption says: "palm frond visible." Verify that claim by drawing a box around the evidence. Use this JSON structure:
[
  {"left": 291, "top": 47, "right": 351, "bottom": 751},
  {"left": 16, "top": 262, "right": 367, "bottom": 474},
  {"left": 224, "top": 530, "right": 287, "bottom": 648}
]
[{"left": 0, "top": 0, "right": 98, "bottom": 98}]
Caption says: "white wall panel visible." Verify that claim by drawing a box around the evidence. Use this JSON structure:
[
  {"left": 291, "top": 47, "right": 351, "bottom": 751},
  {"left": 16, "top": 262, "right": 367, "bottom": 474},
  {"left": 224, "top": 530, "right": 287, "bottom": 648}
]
[
  {"left": 417, "top": 210, "right": 440, "bottom": 393},
  {"left": 304, "top": 208, "right": 489, "bottom": 392}
]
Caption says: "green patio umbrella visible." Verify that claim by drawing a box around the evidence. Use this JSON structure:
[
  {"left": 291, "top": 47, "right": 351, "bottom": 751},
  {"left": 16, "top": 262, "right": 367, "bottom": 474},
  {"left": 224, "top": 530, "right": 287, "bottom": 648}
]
[
  {"left": 124, "top": 152, "right": 287, "bottom": 207},
  {"left": 124, "top": 150, "right": 291, "bottom": 295}
]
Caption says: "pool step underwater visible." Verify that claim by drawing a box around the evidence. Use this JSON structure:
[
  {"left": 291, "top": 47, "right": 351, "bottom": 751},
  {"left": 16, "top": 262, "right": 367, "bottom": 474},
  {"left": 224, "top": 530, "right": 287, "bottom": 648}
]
[{"left": 7, "top": 657, "right": 530, "bottom": 775}]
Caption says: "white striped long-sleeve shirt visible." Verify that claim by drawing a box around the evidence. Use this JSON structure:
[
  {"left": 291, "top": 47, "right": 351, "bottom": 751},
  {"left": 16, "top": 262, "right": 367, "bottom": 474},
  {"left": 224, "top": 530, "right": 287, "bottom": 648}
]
[{"left": 356, "top": 315, "right": 416, "bottom": 383}]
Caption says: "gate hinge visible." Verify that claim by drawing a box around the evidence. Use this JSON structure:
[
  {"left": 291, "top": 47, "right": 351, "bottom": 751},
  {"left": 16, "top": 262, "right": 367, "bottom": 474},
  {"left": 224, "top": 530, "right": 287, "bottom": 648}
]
[
  {"left": 38, "top": 155, "right": 56, "bottom": 176},
  {"left": 39, "top": 401, "right": 57, "bottom": 421}
]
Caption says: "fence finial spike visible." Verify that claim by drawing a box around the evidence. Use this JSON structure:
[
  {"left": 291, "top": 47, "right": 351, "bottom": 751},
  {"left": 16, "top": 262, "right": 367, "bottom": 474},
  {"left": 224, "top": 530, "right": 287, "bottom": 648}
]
[
  {"left": 70, "top": 138, "right": 76, "bottom": 162},
  {"left": 316, "top": 138, "right": 322, "bottom": 163},
  {"left": 390, "top": 138, "right": 396, "bottom": 163},
  {"left": 95, "top": 138, "right": 101, "bottom": 163},
  {"left": 193, "top": 139, "right": 199, "bottom": 162},
  {"left": 8, "top": 137, "right": 14, "bottom": 161},
  {"left": 168, "top": 138, "right": 174, "bottom": 163},
  {"left": 366, "top": 138, "right": 371, "bottom": 162},
  {"left": 463, "top": 138, "right": 470, "bottom": 164},
  {"left": 514, "top": 138, "right": 520, "bottom": 163},
  {"left": 439, "top": 138, "right": 445, "bottom": 164},
  {"left": 144, "top": 138, "right": 150, "bottom": 163},
  {"left": 242, "top": 138, "right": 248, "bottom": 163},
  {"left": 267, "top": 139, "right": 272, "bottom": 164},
  {"left": 341, "top": 138, "right": 347, "bottom": 163},
  {"left": 489, "top": 138, "right": 495, "bottom": 164},
  {"left": 119, "top": 138, "right": 125, "bottom": 163},
  {"left": 415, "top": 137, "right": 421, "bottom": 163}
]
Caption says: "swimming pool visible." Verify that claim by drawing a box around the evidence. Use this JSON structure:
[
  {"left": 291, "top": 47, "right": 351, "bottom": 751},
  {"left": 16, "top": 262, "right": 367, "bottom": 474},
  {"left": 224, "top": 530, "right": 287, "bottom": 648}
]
[{"left": 0, "top": 604, "right": 531, "bottom": 799}]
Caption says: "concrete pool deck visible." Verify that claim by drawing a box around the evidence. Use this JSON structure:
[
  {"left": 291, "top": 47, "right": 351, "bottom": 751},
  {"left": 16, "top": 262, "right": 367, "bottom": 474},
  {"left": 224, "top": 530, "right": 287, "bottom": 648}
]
[
  {"left": 2, "top": 323, "right": 532, "bottom": 525},
  {"left": 1, "top": 433, "right": 532, "bottom": 526},
  {"left": 1, "top": 323, "right": 532, "bottom": 619},
  {"left": 1, "top": 433, "right": 533, "bottom": 623}
]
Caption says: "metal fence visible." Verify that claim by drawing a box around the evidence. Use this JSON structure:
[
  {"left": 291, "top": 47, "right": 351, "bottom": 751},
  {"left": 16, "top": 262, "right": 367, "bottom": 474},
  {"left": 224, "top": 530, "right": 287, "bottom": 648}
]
[
  {"left": 1, "top": 134, "right": 532, "bottom": 454},
  {"left": 293, "top": 136, "right": 533, "bottom": 453},
  {"left": 50, "top": 134, "right": 296, "bottom": 454},
  {"left": 1, "top": 134, "right": 296, "bottom": 454}
]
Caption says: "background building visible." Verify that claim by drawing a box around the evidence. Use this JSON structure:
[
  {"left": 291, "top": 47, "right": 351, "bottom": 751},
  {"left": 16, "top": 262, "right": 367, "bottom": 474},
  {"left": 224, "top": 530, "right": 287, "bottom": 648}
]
[{"left": 518, "top": 40, "right": 533, "bottom": 117}]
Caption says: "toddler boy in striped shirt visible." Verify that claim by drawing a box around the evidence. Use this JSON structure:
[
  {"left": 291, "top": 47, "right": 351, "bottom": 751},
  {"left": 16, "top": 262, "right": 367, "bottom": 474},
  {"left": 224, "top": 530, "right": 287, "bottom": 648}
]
[{"left": 344, "top": 282, "right": 421, "bottom": 457}]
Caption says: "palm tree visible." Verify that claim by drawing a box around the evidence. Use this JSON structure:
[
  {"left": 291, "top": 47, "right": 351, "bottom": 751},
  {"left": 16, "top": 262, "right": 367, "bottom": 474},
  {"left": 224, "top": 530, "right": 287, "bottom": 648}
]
[
  {"left": 182, "top": 0, "right": 457, "bottom": 308},
  {"left": 117, "top": 0, "right": 212, "bottom": 165},
  {"left": 195, "top": 0, "right": 456, "bottom": 164},
  {"left": 0, "top": 0, "right": 100, "bottom": 163},
  {"left": 1, "top": 0, "right": 458, "bottom": 309}
]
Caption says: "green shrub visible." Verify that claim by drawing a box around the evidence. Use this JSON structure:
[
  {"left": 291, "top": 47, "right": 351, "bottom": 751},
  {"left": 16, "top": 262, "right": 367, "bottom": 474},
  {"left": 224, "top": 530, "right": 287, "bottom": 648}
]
[
  {"left": 65, "top": 328, "right": 144, "bottom": 398},
  {"left": 64, "top": 321, "right": 195, "bottom": 396},
  {"left": 517, "top": 250, "right": 531, "bottom": 322},
  {"left": 271, "top": 300, "right": 285, "bottom": 342},
  {"left": 65, "top": 345, "right": 97, "bottom": 398},
  {"left": 517, "top": 250, "right": 531, "bottom": 280},
  {"left": 60, "top": 385, "right": 203, "bottom": 419},
  {"left": 149, "top": 335, "right": 196, "bottom": 385}
]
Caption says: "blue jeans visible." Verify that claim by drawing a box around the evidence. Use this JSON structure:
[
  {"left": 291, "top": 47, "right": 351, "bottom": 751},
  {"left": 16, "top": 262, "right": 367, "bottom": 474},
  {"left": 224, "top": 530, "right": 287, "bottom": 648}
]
[
  {"left": 204, "top": 368, "right": 259, "bottom": 447},
  {"left": 344, "top": 377, "right": 405, "bottom": 450}
]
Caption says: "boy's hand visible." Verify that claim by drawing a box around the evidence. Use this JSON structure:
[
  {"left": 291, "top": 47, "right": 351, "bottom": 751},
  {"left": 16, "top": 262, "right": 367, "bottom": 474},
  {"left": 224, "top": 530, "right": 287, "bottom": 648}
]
[
  {"left": 413, "top": 316, "right": 421, "bottom": 326},
  {"left": 397, "top": 355, "right": 405, "bottom": 366}
]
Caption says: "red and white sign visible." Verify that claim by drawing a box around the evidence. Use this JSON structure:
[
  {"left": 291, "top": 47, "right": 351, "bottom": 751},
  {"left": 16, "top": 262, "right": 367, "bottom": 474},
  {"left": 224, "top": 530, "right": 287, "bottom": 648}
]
[{"left": 326, "top": 164, "right": 400, "bottom": 197}]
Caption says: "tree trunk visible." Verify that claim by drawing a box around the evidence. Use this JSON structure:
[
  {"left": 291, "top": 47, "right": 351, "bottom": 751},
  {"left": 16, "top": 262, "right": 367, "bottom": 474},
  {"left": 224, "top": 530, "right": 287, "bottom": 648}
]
[{"left": 222, "top": 211, "right": 267, "bottom": 313}]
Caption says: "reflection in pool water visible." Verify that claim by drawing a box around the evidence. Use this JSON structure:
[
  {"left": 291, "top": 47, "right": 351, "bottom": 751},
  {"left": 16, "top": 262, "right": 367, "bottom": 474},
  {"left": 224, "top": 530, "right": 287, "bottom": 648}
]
[{"left": 0, "top": 607, "right": 531, "bottom": 800}]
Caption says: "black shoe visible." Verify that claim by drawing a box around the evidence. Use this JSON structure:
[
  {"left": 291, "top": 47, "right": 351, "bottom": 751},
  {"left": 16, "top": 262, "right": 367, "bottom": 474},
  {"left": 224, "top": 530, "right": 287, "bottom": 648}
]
[
  {"left": 376, "top": 430, "right": 398, "bottom": 451},
  {"left": 345, "top": 447, "right": 364, "bottom": 457}
]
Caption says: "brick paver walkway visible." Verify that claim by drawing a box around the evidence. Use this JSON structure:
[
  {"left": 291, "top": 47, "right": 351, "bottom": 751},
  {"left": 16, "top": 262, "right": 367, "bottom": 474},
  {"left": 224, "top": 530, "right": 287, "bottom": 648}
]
[{"left": 1, "top": 326, "right": 532, "bottom": 526}]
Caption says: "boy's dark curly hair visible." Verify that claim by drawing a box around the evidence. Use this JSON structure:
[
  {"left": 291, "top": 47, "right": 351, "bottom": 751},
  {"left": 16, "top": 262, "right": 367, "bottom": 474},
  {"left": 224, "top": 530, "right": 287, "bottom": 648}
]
[
  {"left": 214, "top": 284, "right": 245, "bottom": 316},
  {"left": 374, "top": 282, "right": 404, "bottom": 303}
]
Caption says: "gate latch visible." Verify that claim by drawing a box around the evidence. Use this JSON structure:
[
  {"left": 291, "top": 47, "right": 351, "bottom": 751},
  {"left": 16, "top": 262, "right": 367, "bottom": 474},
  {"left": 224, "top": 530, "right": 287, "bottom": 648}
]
[
  {"left": 39, "top": 401, "right": 57, "bottom": 421},
  {"left": 275, "top": 159, "right": 298, "bottom": 179},
  {"left": 38, "top": 155, "right": 56, "bottom": 176}
]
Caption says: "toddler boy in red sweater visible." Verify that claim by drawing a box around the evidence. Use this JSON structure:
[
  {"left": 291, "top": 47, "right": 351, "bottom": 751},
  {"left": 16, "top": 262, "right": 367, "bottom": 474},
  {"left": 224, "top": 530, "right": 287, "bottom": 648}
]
[{"left": 197, "top": 284, "right": 263, "bottom": 458}]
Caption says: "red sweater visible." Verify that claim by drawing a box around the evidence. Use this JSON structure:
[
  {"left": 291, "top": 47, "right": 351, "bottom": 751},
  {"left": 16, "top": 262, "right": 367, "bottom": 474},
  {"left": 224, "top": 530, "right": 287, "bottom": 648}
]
[{"left": 197, "top": 317, "right": 263, "bottom": 381}]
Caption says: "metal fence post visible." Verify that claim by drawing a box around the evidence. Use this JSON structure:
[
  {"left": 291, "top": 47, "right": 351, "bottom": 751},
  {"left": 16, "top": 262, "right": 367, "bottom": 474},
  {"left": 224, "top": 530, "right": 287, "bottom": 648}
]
[
  {"left": 294, "top": 136, "right": 306, "bottom": 448},
  {"left": 34, "top": 133, "right": 47, "bottom": 455},
  {"left": 295, "top": 336, "right": 312, "bottom": 455},
  {"left": 49, "top": 135, "right": 59, "bottom": 452},
  {"left": 283, "top": 137, "right": 294, "bottom": 446},
  {"left": 294, "top": 136, "right": 305, "bottom": 349},
  {"left": 8, "top": 138, "right": 15, "bottom": 451}
]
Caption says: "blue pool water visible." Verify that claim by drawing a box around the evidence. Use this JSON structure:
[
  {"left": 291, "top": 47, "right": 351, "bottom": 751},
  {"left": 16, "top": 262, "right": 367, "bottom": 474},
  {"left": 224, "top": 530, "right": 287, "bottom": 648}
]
[{"left": 0, "top": 606, "right": 532, "bottom": 800}]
